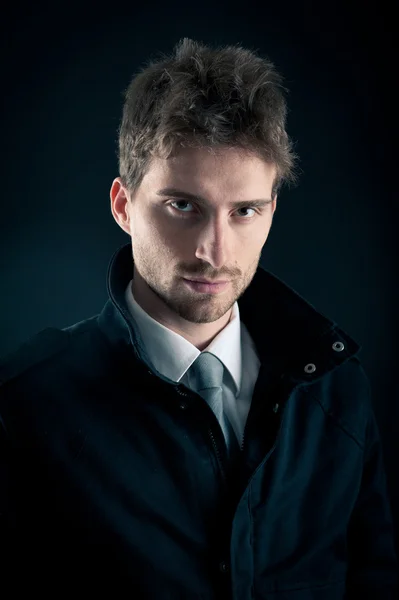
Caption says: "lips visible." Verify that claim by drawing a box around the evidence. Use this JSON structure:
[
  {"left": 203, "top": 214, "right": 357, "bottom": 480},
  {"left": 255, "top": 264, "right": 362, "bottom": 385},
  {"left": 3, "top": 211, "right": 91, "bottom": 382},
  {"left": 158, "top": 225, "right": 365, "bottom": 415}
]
[
  {"left": 183, "top": 278, "right": 229, "bottom": 294},
  {"left": 185, "top": 278, "right": 227, "bottom": 284}
]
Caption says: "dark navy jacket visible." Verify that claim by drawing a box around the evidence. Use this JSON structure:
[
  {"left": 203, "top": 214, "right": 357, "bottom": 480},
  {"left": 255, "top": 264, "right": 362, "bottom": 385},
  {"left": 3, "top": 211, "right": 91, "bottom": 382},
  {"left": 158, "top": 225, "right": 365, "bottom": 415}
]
[{"left": 0, "top": 243, "right": 397, "bottom": 599}]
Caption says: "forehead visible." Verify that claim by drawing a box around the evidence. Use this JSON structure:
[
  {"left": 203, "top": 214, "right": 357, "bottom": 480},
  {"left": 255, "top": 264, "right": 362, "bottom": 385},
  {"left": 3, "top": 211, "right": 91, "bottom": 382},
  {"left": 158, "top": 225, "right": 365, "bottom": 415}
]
[{"left": 142, "top": 146, "right": 276, "bottom": 192}]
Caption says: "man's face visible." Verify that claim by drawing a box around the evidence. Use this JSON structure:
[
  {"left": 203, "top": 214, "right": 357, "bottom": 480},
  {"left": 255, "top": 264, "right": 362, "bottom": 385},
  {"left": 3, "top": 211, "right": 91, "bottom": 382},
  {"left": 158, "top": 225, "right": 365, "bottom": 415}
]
[{"left": 111, "top": 146, "right": 277, "bottom": 343}]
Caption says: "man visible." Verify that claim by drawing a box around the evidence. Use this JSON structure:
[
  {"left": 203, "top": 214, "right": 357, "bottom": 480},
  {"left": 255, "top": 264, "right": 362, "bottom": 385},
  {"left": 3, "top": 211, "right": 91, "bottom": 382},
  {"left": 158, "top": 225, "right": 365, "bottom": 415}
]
[{"left": 1, "top": 37, "right": 397, "bottom": 599}]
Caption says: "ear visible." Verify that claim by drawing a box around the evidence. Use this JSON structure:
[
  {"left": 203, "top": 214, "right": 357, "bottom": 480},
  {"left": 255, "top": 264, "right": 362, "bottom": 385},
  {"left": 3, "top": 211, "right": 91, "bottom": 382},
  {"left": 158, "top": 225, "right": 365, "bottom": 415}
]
[
  {"left": 272, "top": 194, "right": 277, "bottom": 215},
  {"left": 110, "top": 178, "right": 131, "bottom": 236}
]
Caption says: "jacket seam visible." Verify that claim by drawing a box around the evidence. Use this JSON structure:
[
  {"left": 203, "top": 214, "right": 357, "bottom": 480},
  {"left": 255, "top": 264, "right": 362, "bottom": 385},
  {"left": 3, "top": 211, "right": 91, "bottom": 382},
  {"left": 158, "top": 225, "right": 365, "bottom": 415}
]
[{"left": 301, "top": 387, "right": 365, "bottom": 451}]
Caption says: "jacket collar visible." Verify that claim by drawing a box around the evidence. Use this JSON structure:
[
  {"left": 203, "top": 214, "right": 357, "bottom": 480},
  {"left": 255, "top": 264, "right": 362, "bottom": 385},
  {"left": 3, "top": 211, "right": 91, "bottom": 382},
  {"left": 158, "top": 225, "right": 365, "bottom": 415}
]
[{"left": 98, "top": 243, "right": 362, "bottom": 386}]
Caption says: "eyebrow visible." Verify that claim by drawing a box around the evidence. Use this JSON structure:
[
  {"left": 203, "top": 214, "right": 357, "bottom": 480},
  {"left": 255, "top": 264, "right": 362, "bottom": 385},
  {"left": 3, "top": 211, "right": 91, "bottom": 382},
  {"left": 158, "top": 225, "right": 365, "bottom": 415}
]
[{"left": 156, "top": 187, "right": 273, "bottom": 210}]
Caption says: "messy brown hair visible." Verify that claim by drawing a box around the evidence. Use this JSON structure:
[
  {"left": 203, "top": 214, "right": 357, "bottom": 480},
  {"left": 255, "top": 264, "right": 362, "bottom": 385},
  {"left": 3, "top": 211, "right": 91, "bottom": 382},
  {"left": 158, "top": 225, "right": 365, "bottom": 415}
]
[{"left": 118, "top": 37, "right": 300, "bottom": 200}]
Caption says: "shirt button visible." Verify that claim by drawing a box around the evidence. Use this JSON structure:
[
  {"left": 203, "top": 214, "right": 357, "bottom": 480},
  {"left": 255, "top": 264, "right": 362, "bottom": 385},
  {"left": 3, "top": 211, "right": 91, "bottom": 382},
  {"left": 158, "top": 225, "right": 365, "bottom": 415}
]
[{"left": 219, "top": 560, "right": 229, "bottom": 573}]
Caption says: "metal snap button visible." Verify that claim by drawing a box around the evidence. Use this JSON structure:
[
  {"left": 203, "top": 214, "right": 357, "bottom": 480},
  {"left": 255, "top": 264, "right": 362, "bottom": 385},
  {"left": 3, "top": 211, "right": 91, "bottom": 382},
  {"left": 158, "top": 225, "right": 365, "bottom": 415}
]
[
  {"left": 219, "top": 560, "right": 229, "bottom": 573},
  {"left": 332, "top": 341, "right": 345, "bottom": 352},
  {"left": 304, "top": 363, "right": 316, "bottom": 374}
]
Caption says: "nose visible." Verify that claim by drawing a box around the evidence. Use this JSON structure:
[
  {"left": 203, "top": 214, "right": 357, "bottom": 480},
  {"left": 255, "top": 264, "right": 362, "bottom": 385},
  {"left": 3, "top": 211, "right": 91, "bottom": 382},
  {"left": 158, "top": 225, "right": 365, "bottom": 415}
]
[{"left": 193, "top": 217, "right": 231, "bottom": 269}]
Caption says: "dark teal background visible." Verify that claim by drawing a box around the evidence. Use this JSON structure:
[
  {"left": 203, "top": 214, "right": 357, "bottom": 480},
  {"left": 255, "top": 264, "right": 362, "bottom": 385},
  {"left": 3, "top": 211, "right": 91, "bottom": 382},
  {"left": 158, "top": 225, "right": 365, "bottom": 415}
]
[{"left": 1, "top": 0, "right": 397, "bottom": 554}]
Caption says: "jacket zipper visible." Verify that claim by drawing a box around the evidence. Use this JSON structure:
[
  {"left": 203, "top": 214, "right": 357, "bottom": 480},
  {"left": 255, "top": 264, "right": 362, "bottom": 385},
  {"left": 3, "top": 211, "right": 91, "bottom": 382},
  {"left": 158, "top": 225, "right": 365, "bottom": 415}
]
[
  {"left": 208, "top": 427, "right": 228, "bottom": 487},
  {"left": 177, "top": 384, "right": 228, "bottom": 488}
]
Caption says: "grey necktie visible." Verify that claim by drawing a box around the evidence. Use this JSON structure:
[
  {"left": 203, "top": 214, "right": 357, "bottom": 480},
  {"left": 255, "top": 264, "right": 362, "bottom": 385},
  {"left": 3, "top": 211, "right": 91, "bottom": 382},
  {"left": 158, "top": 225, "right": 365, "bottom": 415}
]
[{"left": 190, "top": 351, "right": 240, "bottom": 460}]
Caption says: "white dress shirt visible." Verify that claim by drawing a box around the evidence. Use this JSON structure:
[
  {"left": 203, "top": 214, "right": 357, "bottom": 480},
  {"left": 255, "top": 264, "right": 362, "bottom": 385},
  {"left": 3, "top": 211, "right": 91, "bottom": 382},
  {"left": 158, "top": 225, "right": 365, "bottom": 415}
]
[{"left": 124, "top": 280, "right": 261, "bottom": 446}]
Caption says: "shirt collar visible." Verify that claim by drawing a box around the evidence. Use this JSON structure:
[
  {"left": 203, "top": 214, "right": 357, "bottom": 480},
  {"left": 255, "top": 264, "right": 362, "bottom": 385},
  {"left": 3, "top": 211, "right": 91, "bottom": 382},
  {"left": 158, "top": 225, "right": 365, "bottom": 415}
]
[{"left": 124, "top": 280, "right": 243, "bottom": 394}]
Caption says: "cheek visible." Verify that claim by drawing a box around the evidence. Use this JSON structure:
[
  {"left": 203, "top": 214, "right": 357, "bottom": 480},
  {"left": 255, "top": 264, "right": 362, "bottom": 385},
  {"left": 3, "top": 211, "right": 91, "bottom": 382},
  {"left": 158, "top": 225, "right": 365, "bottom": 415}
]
[
  {"left": 147, "top": 210, "right": 178, "bottom": 240},
  {"left": 239, "top": 222, "right": 271, "bottom": 249}
]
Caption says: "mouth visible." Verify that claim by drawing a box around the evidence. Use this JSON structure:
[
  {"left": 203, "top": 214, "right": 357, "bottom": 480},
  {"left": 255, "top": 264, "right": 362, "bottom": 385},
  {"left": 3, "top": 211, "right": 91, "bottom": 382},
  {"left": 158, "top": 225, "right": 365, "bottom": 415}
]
[
  {"left": 183, "top": 277, "right": 229, "bottom": 284},
  {"left": 182, "top": 278, "right": 230, "bottom": 294}
]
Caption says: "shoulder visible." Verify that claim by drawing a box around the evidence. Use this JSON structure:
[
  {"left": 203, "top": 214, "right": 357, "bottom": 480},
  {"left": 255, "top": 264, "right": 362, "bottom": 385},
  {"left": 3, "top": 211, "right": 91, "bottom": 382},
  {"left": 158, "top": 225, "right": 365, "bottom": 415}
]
[{"left": 0, "top": 327, "right": 70, "bottom": 389}]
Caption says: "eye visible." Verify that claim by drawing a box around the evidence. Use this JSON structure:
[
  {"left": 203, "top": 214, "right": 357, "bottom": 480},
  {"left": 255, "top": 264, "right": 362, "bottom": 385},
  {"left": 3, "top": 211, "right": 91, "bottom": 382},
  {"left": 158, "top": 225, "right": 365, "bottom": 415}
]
[
  {"left": 168, "top": 200, "right": 258, "bottom": 219},
  {"left": 169, "top": 200, "right": 194, "bottom": 214}
]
